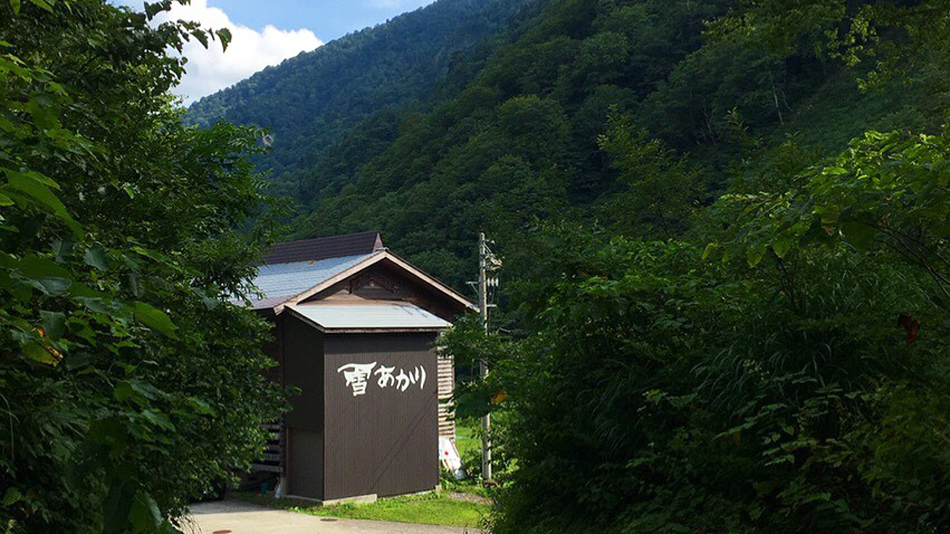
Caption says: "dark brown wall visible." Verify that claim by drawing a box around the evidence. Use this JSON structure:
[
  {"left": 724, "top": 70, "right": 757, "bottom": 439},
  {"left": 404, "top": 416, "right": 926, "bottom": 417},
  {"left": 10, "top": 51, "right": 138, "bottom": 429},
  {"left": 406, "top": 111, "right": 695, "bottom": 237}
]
[
  {"left": 323, "top": 332, "right": 439, "bottom": 500},
  {"left": 283, "top": 314, "right": 325, "bottom": 498},
  {"left": 287, "top": 428, "right": 323, "bottom": 498}
]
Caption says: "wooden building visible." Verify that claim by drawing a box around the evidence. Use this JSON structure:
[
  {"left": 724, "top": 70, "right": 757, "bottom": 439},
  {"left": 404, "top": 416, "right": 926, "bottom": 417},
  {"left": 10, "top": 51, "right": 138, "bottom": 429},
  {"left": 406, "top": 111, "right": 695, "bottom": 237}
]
[{"left": 247, "top": 231, "right": 473, "bottom": 502}]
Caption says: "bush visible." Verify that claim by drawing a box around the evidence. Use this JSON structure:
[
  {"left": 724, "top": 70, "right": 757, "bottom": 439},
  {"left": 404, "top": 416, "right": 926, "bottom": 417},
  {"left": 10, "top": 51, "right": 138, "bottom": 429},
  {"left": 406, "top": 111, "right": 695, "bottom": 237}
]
[
  {"left": 0, "top": 1, "right": 284, "bottom": 532},
  {"left": 447, "top": 232, "right": 950, "bottom": 534}
]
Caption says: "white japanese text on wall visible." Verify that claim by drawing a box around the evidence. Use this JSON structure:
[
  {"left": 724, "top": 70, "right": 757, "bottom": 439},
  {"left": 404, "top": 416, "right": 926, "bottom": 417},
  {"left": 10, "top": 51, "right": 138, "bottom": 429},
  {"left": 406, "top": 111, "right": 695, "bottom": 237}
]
[{"left": 337, "top": 362, "right": 427, "bottom": 397}]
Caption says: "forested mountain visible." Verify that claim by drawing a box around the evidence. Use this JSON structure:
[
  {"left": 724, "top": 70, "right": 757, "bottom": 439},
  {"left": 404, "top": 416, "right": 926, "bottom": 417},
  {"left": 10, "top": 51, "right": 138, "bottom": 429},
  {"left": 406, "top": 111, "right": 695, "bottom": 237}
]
[
  {"left": 191, "top": 5, "right": 950, "bottom": 530},
  {"left": 283, "top": 0, "right": 947, "bottom": 287},
  {"left": 0, "top": 0, "right": 950, "bottom": 534},
  {"left": 187, "top": 0, "right": 540, "bottom": 198},
  {"left": 6, "top": 0, "right": 949, "bottom": 533}
]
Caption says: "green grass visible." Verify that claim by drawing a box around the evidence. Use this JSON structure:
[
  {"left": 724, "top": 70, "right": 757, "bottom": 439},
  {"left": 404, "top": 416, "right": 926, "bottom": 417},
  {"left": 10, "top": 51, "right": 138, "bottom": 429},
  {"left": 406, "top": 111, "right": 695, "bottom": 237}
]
[
  {"left": 455, "top": 418, "right": 480, "bottom": 458},
  {"left": 442, "top": 418, "right": 492, "bottom": 498},
  {"left": 232, "top": 491, "right": 489, "bottom": 528}
]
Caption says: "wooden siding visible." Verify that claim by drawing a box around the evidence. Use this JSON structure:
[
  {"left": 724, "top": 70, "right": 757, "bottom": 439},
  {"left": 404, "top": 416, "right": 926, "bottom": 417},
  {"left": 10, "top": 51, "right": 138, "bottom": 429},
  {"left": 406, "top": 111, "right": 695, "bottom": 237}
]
[
  {"left": 283, "top": 314, "right": 325, "bottom": 498},
  {"left": 251, "top": 421, "right": 284, "bottom": 473},
  {"left": 254, "top": 315, "right": 286, "bottom": 474},
  {"left": 301, "top": 260, "right": 464, "bottom": 321},
  {"left": 322, "top": 332, "right": 439, "bottom": 500},
  {"left": 283, "top": 315, "right": 325, "bottom": 429},
  {"left": 287, "top": 427, "right": 323, "bottom": 498},
  {"left": 437, "top": 351, "right": 455, "bottom": 441}
]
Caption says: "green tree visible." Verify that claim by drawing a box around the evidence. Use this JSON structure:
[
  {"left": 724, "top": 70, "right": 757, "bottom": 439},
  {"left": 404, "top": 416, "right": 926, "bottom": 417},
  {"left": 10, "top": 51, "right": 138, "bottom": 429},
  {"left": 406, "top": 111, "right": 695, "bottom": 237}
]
[
  {"left": 711, "top": 0, "right": 950, "bottom": 90},
  {"left": 1, "top": 1, "right": 282, "bottom": 532},
  {"left": 597, "top": 112, "right": 709, "bottom": 237},
  {"left": 439, "top": 2, "right": 950, "bottom": 531},
  {"left": 447, "top": 226, "right": 949, "bottom": 534},
  {"left": 712, "top": 123, "right": 950, "bottom": 317}
]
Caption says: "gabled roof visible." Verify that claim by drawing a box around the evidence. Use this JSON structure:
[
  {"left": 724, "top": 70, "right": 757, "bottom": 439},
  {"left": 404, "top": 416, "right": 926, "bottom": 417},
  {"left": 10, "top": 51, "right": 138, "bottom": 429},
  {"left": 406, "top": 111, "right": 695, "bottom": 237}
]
[
  {"left": 245, "top": 234, "right": 475, "bottom": 314},
  {"left": 263, "top": 231, "right": 383, "bottom": 265},
  {"left": 249, "top": 254, "right": 375, "bottom": 310}
]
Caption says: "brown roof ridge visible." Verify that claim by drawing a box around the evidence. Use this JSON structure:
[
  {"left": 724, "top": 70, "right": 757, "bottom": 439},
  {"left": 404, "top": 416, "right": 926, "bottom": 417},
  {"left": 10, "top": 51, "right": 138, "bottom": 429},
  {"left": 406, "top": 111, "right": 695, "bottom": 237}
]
[{"left": 263, "top": 231, "right": 383, "bottom": 265}]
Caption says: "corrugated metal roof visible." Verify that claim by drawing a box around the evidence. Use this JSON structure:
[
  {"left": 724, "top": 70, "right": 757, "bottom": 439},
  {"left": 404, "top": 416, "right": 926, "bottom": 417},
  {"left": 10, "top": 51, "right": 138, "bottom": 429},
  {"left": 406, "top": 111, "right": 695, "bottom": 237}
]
[
  {"left": 263, "top": 231, "right": 383, "bottom": 265},
  {"left": 248, "top": 253, "right": 375, "bottom": 309},
  {"left": 290, "top": 303, "right": 451, "bottom": 330}
]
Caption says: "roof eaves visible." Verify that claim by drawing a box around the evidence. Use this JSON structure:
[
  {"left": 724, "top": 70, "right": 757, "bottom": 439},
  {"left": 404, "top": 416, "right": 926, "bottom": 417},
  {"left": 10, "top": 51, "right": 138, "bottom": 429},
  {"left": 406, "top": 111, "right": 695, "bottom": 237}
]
[
  {"left": 249, "top": 296, "right": 293, "bottom": 312},
  {"left": 261, "top": 249, "right": 476, "bottom": 315},
  {"left": 284, "top": 250, "right": 476, "bottom": 313},
  {"left": 280, "top": 251, "right": 389, "bottom": 312},
  {"left": 284, "top": 304, "right": 449, "bottom": 333},
  {"left": 380, "top": 250, "right": 477, "bottom": 311},
  {"left": 284, "top": 305, "right": 325, "bottom": 331}
]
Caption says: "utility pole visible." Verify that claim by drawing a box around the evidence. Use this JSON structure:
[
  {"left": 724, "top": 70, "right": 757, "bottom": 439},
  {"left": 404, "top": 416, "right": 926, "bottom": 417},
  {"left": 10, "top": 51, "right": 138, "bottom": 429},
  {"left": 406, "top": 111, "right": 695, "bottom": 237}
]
[
  {"left": 478, "top": 232, "right": 492, "bottom": 482},
  {"left": 471, "top": 232, "right": 501, "bottom": 483}
]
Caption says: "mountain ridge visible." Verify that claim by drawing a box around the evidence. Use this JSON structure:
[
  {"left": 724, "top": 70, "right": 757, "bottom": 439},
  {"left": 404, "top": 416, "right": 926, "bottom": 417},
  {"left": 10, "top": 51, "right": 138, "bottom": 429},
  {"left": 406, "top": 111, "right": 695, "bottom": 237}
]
[{"left": 187, "top": 0, "right": 542, "bottom": 197}]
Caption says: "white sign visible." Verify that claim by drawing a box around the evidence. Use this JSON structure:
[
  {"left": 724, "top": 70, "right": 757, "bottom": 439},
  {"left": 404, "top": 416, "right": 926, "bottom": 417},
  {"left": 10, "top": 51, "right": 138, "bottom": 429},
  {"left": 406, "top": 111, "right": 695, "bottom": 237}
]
[
  {"left": 439, "top": 436, "right": 465, "bottom": 480},
  {"left": 337, "top": 362, "right": 427, "bottom": 397}
]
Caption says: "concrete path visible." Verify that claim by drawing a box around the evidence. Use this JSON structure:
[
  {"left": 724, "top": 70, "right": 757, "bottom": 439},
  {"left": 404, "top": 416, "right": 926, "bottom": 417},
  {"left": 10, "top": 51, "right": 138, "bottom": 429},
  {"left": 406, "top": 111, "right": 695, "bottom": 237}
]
[{"left": 184, "top": 499, "right": 482, "bottom": 534}]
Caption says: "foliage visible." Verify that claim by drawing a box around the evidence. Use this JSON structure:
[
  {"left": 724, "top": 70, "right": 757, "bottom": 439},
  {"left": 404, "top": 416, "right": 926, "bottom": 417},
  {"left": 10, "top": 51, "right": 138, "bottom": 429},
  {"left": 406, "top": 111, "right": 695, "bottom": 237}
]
[
  {"left": 446, "top": 227, "right": 948, "bottom": 533},
  {"left": 416, "top": 2, "right": 950, "bottom": 532},
  {"left": 712, "top": 124, "right": 950, "bottom": 307},
  {"left": 256, "top": 0, "right": 947, "bottom": 292},
  {"left": 597, "top": 112, "right": 711, "bottom": 238},
  {"left": 186, "top": 0, "right": 541, "bottom": 201},
  {"left": 710, "top": 0, "right": 950, "bottom": 90},
  {"left": 0, "top": 1, "right": 282, "bottom": 532},
  {"left": 289, "top": 0, "right": 725, "bottom": 285},
  {"left": 179, "top": 0, "right": 950, "bottom": 532}
]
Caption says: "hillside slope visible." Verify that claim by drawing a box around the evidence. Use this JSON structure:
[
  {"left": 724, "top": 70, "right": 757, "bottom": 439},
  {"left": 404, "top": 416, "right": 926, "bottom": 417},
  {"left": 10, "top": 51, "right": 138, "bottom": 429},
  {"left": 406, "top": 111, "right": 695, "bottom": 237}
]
[
  {"left": 284, "top": 0, "right": 947, "bottom": 288},
  {"left": 186, "top": 0, "right": 539, "bottom": 198}
]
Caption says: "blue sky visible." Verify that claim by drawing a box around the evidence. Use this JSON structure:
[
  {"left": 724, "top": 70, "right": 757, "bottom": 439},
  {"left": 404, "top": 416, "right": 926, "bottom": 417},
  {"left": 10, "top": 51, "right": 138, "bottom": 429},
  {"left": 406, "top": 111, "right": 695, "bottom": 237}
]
[
  {"left": 202, "top": 0, "right": 439, "bottom": 42},
  {"left": 118, "top": 0, "right": 439, "bottom": 103}
]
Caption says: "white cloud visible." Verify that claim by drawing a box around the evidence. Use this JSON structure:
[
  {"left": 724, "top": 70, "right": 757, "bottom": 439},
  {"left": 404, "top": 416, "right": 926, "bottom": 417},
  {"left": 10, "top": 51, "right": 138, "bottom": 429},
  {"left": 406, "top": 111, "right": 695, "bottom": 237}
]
[{"left": 152, "top": 0, "right": 323, "bottom": 104}]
